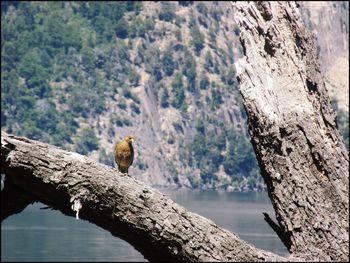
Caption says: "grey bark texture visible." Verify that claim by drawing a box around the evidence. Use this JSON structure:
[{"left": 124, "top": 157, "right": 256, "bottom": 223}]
[
  {"left": 1, "top": 131, "right": 293, "bottom": 262},
  {"left": 1, "top": 1, "right": 348, "bottom": 262},
  {"left": 233, "top": 1, "right": 349, "bottom": 261}
]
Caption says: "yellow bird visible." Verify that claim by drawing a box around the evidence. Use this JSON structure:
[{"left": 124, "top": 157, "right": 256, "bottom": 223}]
[{"left": 115, "top": 135, "right": 134, "bottom": 175}]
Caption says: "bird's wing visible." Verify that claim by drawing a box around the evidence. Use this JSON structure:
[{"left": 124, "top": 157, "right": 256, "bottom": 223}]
[
  {"left": 115, "top": 141, "right": 134, "bottom": 167},
  {"left": 115, "top": 143, "right": 120, "bottom": 164},
  {"left": 129, "top": 144, "right": 134, "bottom": 166},
  {"left": 130, "top": 151, "right": 134, "bottom": 166},
  {"left": 115, "top": 142, "right": 126, "bottom": 164}
]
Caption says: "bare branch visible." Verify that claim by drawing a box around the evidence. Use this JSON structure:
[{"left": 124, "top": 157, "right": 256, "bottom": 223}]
[{"left": 1, "top": 131, "right": 290, "bottom": 262}]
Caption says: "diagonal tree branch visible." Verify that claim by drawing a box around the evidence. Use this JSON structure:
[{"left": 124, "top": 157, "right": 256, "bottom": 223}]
[{"left": 1, "top": 131, "right": 293, "bottom": 262}]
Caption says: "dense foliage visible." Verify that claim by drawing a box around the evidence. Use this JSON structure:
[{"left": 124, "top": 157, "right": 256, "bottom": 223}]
[
  {"left": 2, "top": 2, "right": 346, "bottom": 191},
  {"left": 183, "top": 117, "right": 263, "bottom": 191},
  {"left": 1, "top": 2, "right": 144, "bottom": 151},
  {"left": 331, "top": 98, "right": 349, "bottom": 151}
]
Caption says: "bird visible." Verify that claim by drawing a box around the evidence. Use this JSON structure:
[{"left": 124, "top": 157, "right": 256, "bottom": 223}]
[{"left": 114, "top": 135, "right": 134, "bottom": 175}]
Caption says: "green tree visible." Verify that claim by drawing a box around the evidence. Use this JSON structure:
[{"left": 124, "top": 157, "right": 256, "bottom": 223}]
[
  {"left": 129, "top": 16, "right": 147, "bottom": 38},
  {"left": 81, "top": 46, "right": 95, "bottom": 74},
  {"left": 123, "top": 88, "right": 140, "bottom": 104},
  {"left": 208, "top": 27, "right": 217, "bottom": 47},
  {"left": 75, "top": 128, "right": 99, "bottom": 155},
  {"left": 199, "top": 74, "right": 210, "bottom": 90},
  {"left": 99, "top": 147, "right": 115, "bottom": 167},
  {"left": 130, "top": 102, "right": 141, "bottom": 115},
  {"left": 178, "top": 1, "right": 193, "bottom": 6},
  {"left": 190, "top": 24, "right": 205, "bottom": 55},
  {"left": 190, "top": 132, "right": 207, "bottom": 163},
  {"left": 161, "top": 87, "right": 170, "bottom": 108},
  {"left": 2, "top": 42, "right": 18, "bottom": 71},
  {"left": 163, "top": 46, "right": 174, "bottom": 76},
  {"left": 194, "top": 118, "right": 205, "bottom": 135},
  {"left": 204, "top": 51, "right": 214, "bottom": 71},
  {"left": 94, "top": 15, "right": 114, "bottom": 43},
  {"left": 171, "top": 73, "right": 186, "bottom": 109},
  {"left": 223, "top": 141, "right": 236, "bottom": 176},
  {"left": 183, "top": 50, "right": 196, "bottom": 92},
  {"left": 175, "top": 29, "right": 182, "bottom": 41},
  {"left": 337, "top": 109, "right": 349, "bottom": 151},
  {"left": 158, "top": 2, "right": 176, "bottom": 21},
  {"left": 144, "top": 17, "right": 155, "bottom": 31},
  {"left": 223, "top": 132, "right": 258, "bottom": 180},
  {"left": 211, "top": 88, "right": 223, "bottom": 110},
  {"left": 19, "top": 49, "right": 51, "bottom": 97},
  {"left": 115, "top": 17, "right": 128, "bottom": 38},
  {"left": 225, "top": 66, "right": 237, "bottom": 85},
  {"left": 331, "top": 99, "right": 349, "bottom": 151},
  {"left": 196, "top": 2, "right": 208, "bottom": 15}
]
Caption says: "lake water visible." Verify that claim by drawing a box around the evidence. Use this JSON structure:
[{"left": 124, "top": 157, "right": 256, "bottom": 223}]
[{"left": 1, "top": 189, "right": 289, "bottom": 261}]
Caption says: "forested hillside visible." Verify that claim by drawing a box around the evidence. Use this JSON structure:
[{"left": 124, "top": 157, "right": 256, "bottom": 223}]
[{"left": 1, "top": 1, "right": 348, "bottom": 191}]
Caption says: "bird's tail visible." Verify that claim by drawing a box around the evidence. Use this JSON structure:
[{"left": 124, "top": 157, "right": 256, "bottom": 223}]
[{"left": 118, "top": 166, "right": 128, "bottom": 174}]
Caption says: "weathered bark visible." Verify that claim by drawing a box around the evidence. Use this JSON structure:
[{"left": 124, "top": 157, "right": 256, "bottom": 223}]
[
  {"left": 1, "top": 2, "right": 348, "bottom": 262},
  {"left": 1, "top": 131, "right": 294, "bottom": 262},
  {"left": 233, "top": 1, "right": 349, "bottom": 261}
]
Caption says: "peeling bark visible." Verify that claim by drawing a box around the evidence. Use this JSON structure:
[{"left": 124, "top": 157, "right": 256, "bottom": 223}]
[
  {"left": 1, "top": 131, "right": 293, "bottom": 262},
  {"left": 233, "top": 1, "right": 349, "bottom": 261},
  {"left": 1, "top": 1, "right": 348, "bottom": 262}
]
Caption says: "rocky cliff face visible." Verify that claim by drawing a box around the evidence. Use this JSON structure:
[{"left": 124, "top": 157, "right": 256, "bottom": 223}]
[
  {"left": 1, "top": 1, "right": 347, "bottom": 190},
  {"left": 86, "top": 1, "right": 254, "bottom": 189},
  {"left": 114, "top": 1, "right": 348, "bottom": 188},
  {"left": 2, "top": 1, "right": 257, "bottom": 190},
  {"left": 299, "top": 1, "right": 349, "bottom": 112}
]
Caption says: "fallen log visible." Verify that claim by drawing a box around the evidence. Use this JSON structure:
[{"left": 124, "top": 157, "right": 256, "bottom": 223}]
[{"left": 1, "top": 131, "right": 292, "bottom": 262}]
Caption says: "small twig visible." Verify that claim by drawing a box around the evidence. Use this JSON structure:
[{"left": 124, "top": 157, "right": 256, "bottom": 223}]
[{"left": 40, "top": 206, "right": 54, "bottom": 210}]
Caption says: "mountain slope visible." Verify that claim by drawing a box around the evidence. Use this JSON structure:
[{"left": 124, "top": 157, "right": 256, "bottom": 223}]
[{"left": 1, "top": 1, "right": 347, "bottom": 190}]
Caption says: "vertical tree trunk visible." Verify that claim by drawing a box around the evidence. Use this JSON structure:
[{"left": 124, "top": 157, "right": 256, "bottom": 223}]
[{"left": 233, "top": 1, "right": 348, "bottom": 261}]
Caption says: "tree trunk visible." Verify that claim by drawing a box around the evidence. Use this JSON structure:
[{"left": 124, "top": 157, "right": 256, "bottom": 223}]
[
  {"left": 233, "top": 1, "right": 349, "bottom": 261},
  {"left": 1, "top": 1, "right": 348, "bottom": 262},
  {"left": 1, "top": 131, "right": 292, "bottom": 262}
]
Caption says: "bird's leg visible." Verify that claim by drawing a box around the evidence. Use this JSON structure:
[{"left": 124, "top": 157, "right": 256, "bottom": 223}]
[{"left": 118, "top": 171, "right": 130, "bottom": 177}]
